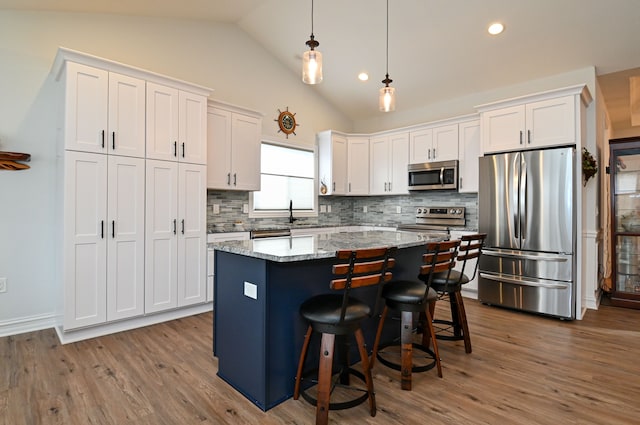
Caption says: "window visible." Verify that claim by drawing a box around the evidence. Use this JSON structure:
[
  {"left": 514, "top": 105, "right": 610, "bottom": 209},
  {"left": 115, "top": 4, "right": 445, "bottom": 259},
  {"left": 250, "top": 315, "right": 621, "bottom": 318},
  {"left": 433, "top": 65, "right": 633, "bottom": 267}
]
[{"left": 250, "top": 142, "right": 317, "bottom": 218}]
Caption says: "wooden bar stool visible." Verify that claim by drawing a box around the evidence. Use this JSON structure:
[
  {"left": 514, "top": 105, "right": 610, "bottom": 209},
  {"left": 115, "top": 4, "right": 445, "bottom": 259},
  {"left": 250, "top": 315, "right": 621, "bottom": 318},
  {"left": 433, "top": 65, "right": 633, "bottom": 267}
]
[
  {"left": 293, "top": 247, "right": 396, "bottom": 425},
  {"left": 430, "top": 233, "right": 486, "bottom": 353},
  {"left": 371, "top": 240, "right": 459, "bottom": 391}
]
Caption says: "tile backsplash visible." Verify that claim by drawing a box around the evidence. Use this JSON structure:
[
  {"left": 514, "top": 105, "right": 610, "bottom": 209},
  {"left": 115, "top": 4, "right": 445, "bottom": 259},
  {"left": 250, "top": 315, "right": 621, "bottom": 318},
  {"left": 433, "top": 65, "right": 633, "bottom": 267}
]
[{"left": 207, "top": 190, "right": 478, "bottom": 231}]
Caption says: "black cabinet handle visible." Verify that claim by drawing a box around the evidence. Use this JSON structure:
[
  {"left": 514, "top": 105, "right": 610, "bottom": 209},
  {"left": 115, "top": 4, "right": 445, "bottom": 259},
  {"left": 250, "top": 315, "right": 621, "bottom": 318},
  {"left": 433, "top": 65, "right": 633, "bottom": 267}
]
[
  {"left": 227, "top": 173, "right": 231, "bottom": 185},
  {"left": 112, "top": 132, "right": 115, "bottom": 150},
  {"left": 111, "top": 220, "right": 115, "bottom": 238},
  {"left": 181, "top": 219, "right": 185, "bottom": 234},
  {"left": 519, "top": 130, "right": 523, "bottom": 145},
  {"left": 527, "top": 129, "right": 531, "bottom": 144},
  {"left": 101, "top": 130, "right": 105, "bottom": 148},
  {"left": 173, "top": 219, "right": 177, "bottom": 235},
  {"left": 182, "top": 143, "right": 185, "bottom": 158},
  {"left": 173, "top": 141, "right": 177, "bottom": 157},
  {"left": 101, "top": 220, "right": 104, "bottom": 239},
  {"left": 233, "top": 173, "right": 237, "bottom": 186}
]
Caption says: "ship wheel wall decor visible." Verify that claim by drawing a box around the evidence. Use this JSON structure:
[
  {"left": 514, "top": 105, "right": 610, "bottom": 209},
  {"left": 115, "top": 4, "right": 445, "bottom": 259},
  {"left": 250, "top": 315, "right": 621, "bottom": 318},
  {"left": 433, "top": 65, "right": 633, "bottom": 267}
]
[{"left": 274, "top": 107, "right": 298, "bottom": 138}]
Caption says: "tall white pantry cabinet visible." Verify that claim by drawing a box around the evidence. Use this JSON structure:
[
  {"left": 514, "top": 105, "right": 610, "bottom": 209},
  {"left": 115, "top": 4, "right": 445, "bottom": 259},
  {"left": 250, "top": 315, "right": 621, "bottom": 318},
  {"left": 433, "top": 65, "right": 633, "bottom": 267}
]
[{"left": 52, "top": 48, "right": 211, "bottom": 342}]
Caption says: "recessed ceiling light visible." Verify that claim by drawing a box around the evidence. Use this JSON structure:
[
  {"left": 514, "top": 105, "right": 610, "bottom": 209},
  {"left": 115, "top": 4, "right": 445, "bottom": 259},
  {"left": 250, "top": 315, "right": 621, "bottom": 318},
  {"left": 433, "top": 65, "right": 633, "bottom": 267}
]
[
  {"left": 488, "top": 22, "right": 504, "bottom": 35},
  {"left": 358, "top": 72, "right": 369, "bottom": 81}
]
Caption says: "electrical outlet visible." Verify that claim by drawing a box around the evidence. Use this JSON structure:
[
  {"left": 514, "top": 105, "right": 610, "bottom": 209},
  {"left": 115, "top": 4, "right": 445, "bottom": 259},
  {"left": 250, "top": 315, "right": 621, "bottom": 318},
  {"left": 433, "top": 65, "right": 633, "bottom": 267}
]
[
  {"left": 327, "top": 205, "right": 332, "bottom": 213},
  {"left": 396, "top": 206, "right": 402, "bottom": 214},
  {"left": 0, "top": 277, "right": 7, "bottom": 293},
  {"left": 243, "top": 204, "right": 249, "bottom": 214},
  {"left": 320, "top": 205, "right": 327, "bottom": 213},
  {"left": 213, "top": 204, "right": 220, "bottom": 214},
  {"left": 363, "top": 206, "right": 368, "bottom": 213}
]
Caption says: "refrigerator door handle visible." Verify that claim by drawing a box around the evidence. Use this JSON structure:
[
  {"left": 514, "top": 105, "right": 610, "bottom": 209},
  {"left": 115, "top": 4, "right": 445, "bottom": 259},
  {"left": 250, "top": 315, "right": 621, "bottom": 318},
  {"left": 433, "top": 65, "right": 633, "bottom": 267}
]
[
  {"left": 482, "top": 250, "right": 569, "bottom": 262},
  {"left": 520, "top": 156, "right": 527, "bottom": 241},
  {"left": 480, "top": 272, "right": 568, "bottom": 289},
  {"left": 513, "top": 152, "right": 520, "bottom": 239}
]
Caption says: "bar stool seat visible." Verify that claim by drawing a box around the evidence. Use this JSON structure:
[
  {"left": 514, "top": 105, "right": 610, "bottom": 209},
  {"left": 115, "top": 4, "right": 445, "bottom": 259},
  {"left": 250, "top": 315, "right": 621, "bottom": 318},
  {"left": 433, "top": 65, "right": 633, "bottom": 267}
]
[{"left": 294, "top": 247, "right": 396, "bottom": 425}]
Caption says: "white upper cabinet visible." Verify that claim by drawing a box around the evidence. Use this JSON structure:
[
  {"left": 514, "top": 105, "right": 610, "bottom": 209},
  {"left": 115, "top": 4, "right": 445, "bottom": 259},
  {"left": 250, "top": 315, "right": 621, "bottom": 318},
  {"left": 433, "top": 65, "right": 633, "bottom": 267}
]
[
  {"left": 478, "top": 85, "right": 592, "bottom": 154},
  {"left": 370, "top": 132, "right": 409, "bottom": 195},
  {"left": 146, "top": 82, "right": 207, "bottom": 164},
  {"left": 318, "top": 130, "right": 348, "bottom": 195},
  {"left": 457, "top": 120, "right": 481, "bottom": 193},
  {"left": 206, "top": 102, "right": 262, "bottom": 191},
  {"left": 409, "top": 124, "right": 458, "bottom": 164},
  {"left": 63, "top": 62, "right": 145, "bottom": 157},
  {"left": 347, "top": 137, "right": 369, "bottom": 195}
]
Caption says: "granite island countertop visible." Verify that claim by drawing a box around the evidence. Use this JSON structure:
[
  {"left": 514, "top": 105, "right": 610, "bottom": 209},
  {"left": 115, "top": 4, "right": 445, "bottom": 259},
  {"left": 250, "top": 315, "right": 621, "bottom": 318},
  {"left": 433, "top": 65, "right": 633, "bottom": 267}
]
[{"left": 210, "top": 229, "right": 446, "bottom": 262}]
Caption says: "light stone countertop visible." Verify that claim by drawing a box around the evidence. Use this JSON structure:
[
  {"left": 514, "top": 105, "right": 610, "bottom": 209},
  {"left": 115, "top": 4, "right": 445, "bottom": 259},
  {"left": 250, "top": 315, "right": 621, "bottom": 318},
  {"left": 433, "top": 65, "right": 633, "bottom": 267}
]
[{"left": 209, "top": 230, "right": 446, "bottom": 262}]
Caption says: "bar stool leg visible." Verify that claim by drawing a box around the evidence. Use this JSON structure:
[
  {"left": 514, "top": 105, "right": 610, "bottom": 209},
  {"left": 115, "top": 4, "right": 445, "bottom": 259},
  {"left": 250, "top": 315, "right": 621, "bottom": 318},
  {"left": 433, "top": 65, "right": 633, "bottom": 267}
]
[
  {"left": 316, "top": 333, "right": 335, "bottom": 425},
  {"left": 400, "top": 310, "right": 414, "bottom": 391},
  {"left": 370, "top": 306, "right": 389, "bottom": 369},
  {"left": 454, "top": 291, "right": 472, "bottom": 353},
  {"left": 294, "top": 325, "right": 313, "bottom": 400},
  {"left": 354, "top": 328, "right": 376, "bottom": 417},
  {"left": 423, "top": 307, "right": 443, "bottom": 378}
]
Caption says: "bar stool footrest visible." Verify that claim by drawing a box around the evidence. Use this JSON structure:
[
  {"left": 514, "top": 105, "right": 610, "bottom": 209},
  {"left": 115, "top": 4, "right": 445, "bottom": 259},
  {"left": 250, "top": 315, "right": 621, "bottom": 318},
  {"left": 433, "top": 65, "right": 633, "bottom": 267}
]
[
  {"left": 375, "top": 341, "right": 437, "bottom": 373},
  {"left": 433, "top": 318, "right": 464, "bottom": 341},
  {"left": 299, "top": 367, "right": 370, "bottom": 411}
]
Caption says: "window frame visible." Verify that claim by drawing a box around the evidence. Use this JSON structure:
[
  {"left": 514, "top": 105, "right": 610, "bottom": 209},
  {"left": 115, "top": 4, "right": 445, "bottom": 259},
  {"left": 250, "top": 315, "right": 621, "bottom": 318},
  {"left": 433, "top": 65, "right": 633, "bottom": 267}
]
[{"left": 249, "top": 138, "right": 318, "bottom": 219}]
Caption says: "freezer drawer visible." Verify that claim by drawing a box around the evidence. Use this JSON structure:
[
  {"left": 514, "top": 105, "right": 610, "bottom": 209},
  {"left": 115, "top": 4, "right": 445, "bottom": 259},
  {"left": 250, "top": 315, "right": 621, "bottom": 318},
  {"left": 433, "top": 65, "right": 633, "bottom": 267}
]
[
  {"left": 479, "top": 249, "right": 573, "bottom": 282},
  {"left": 478, "top": 271, "right": 574, "bottom": 319}
]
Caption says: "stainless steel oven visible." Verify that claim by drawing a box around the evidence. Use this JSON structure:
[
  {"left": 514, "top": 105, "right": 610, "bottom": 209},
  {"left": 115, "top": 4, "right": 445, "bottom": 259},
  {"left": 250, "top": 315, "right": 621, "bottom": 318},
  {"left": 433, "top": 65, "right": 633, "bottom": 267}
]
[{"left": 408, "top": 160, "right": 458, "bottom": 191}]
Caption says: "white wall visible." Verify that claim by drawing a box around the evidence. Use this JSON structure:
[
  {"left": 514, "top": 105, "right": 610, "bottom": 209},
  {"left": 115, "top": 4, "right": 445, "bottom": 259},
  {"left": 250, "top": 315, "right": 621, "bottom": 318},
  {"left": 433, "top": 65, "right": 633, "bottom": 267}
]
[{"left": 0, "top": 10, "right": 350, "bottom": 334}]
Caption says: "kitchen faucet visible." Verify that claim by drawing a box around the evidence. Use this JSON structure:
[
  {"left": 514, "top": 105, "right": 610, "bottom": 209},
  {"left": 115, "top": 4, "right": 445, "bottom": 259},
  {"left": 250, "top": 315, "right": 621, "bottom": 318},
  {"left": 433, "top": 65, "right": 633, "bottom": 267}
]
[{"left": 289, "top": 200, "right": 298, "bottom": 224}]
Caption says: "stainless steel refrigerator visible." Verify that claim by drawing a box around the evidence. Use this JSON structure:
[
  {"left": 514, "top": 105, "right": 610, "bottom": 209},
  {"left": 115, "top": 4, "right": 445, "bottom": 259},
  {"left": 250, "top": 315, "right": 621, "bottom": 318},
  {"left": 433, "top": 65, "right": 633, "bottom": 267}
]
[{"left": 478, "top": 147, "right": 576, "bottom": 319}]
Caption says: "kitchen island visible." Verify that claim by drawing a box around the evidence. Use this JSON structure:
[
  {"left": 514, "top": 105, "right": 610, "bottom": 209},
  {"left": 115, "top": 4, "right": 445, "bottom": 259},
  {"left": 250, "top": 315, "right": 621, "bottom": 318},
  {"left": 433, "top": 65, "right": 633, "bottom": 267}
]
[{"left": 212, "top": 230, "right": 444, "bottom": 411}]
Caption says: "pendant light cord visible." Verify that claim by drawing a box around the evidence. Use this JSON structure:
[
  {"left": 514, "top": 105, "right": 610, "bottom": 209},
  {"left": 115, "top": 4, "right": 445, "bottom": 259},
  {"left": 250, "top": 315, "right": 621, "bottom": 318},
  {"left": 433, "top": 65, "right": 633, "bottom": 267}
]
[
  {"left": 385, "top": 0, "right": 389, "bottom": 76},
  {"left": 311, "top": 0, "right": 315, "bottom": 37}
]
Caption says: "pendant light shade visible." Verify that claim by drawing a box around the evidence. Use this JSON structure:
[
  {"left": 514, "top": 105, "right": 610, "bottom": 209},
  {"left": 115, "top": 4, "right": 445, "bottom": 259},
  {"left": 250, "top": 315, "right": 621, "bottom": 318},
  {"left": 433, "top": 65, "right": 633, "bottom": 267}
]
[
  {"left": 379, "top": 0, "right": 396, "bottom": 112},
  {"left": 302, "top": 0, "right": 323, "bottom": 84}
]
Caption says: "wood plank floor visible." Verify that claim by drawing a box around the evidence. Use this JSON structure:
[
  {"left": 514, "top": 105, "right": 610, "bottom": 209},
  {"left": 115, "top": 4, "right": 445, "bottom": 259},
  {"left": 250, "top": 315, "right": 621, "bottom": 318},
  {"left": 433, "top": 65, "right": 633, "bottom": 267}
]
[{"left": 2, "top": 299, "right": 640, "bottom": 425}]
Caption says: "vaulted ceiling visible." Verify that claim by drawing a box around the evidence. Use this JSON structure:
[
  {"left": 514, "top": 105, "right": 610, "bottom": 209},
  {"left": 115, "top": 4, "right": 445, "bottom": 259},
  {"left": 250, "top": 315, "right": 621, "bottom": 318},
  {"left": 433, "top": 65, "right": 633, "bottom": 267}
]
[{"left": 2, "top": 0, "right": 640, "bottom": 131}]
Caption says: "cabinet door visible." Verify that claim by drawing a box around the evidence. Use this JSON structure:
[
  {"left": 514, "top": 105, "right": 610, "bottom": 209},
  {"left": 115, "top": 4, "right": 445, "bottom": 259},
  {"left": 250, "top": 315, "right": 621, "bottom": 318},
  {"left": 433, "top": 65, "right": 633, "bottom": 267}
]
[
  {"left": 106, "top": 156, "right": 146, "bottom": 321},
  {"left": 347, "top": 137, "right": 369, "bottom": 195},
  {"left": 145, "top": 160, "right": 179, "bottom": 313},
  {"left": 206, "top": 107, "right": 232, "bottom": 188},
  {"left": 64, "top": 151, "right": 107, "bottom": 329},
  {"left": 231, "top": 113, "right": 261, "bottom": 191},
  {"left": 432, "top": 124, "right": 459, "bottom": 161},
  {"left": 409, "top": 128, "right": 433, "bottom": 164},
  {"left": 525, "top": 95, "right": 575, "bottom": 148},
  {"left": 179, "top": 91, "right": 207, "bottom": 165},
  {"left": 332, "top": 135, "right": 348, "bottom": 194},
  {"left": 388, "top": 132, "right": 409, "bottom": 194},
  {"left": 107, "top": 73, "right": 146, "bottom": 158},
  {"left": 481, "top": 105, "right": 525, "bottom": 153},
  {"left": 64, "top": 62, "right": 108, "bottom": 153},
  {"left": 458, "top": 120, "right": 480, "bottom": 193},
  {"left": 369, "top": 136, "right": 390, "bottom": 195},
  {"left": 178, "top": 164, "right": 207, "bottom": 306},
  {"left": 146, "top": 82, "right": 180, "bottom": 161}
]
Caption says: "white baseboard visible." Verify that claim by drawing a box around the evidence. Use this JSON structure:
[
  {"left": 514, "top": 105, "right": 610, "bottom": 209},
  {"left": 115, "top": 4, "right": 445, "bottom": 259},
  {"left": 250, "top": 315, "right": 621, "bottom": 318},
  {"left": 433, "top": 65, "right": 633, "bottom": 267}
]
[
  {"left": 0, "top": 312, "right": 58, "bottom": 338},
  {"left": 55, "top": 303, "right": 213, "bottom": 344}
]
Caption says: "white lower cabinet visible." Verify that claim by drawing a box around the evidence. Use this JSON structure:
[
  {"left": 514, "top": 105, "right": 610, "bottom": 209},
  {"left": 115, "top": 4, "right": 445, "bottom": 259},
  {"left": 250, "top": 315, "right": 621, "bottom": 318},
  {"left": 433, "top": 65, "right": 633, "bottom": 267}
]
[
  {"left": 63, "top": 152, "right": 145, "bottom": 330},
  {"left": 145, "top": 160, "right": 207, "bottom": 313}
]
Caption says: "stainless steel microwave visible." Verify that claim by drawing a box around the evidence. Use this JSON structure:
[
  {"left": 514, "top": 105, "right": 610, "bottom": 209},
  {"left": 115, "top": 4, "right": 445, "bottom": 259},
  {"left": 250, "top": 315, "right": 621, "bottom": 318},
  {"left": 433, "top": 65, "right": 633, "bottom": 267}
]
[{"left": 408, "top": 160, "right": 458, "bottom": 190}]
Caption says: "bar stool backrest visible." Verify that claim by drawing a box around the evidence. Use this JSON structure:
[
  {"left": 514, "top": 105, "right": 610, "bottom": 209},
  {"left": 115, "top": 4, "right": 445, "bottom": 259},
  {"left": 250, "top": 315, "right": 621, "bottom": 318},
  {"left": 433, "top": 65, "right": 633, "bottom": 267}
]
[
  {"left": 331, "top": 247, "right": 397, "bottom": 324},
  {"left": 418, "top": 240, "right": 460, "bottom": 298},
  {"left": 457, "top": 233, "right": 487, "bottom": 282}
]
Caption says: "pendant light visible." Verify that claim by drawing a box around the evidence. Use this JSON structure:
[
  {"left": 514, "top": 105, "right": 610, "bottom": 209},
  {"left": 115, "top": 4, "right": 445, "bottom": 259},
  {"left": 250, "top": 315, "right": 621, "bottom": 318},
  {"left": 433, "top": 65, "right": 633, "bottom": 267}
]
[
  {"left": 379, "top": 0, "right": 396, "bottom": 112},
  {"left": 302, "top": 0, "right": 323, "bottom": 84}
]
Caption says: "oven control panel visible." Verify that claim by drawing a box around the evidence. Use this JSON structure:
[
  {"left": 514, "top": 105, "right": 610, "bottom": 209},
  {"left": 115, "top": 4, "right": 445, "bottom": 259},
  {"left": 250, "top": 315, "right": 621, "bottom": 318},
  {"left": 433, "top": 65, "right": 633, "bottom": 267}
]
[{"left": 416, "top": 207, "right": 465, "bottom": 219}]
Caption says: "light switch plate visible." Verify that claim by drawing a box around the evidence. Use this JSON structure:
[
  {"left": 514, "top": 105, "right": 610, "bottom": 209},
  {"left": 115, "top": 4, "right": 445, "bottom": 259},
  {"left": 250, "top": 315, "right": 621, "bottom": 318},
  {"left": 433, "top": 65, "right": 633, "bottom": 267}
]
[
  {"left": 244, "top": 281, "right": 257, "bottom": 299},
  {"left": 396, "top": 206, "right": 402, "bottom": 213},
  {"left": 243, "top": 204, "right": 249, "bottom": 214},
  {"left": 320, "top": 205, "right": 327, "bottom": 213}
]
